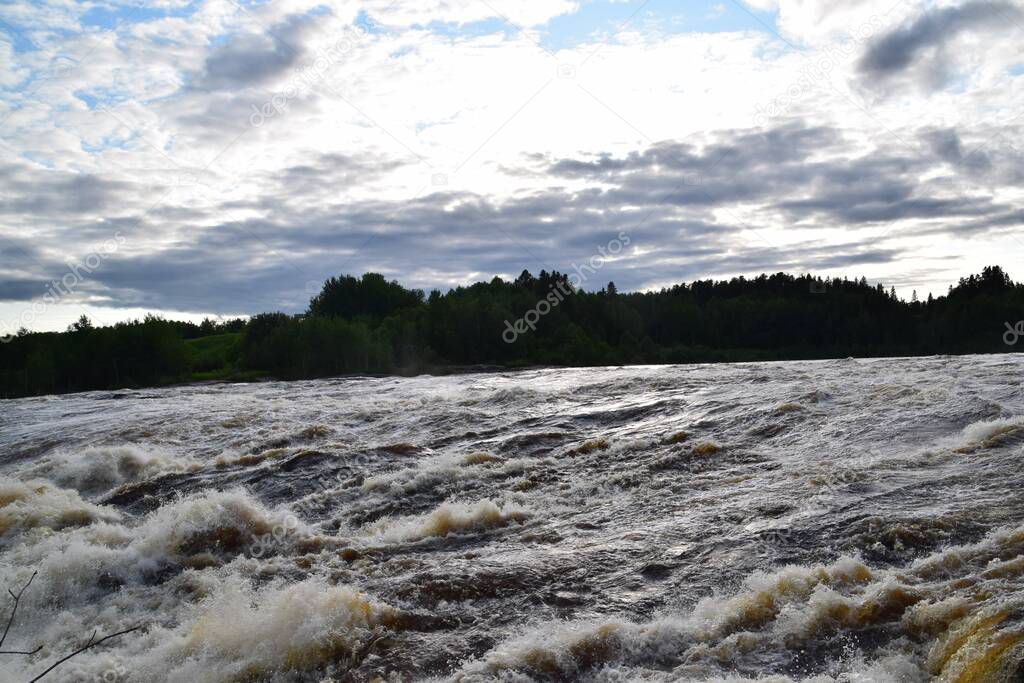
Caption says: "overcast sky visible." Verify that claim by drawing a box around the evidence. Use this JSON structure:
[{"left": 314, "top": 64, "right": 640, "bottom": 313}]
[{"left": 0, "top": 0, "right": 1022, "bottom": 332}]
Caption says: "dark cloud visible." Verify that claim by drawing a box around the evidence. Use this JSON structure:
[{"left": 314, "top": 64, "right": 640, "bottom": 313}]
[
  {"left": 0, "top": 163, "right": 131, "bottom": 217},
  {"left": 857, "top": 1, "right": 1022, "bottom": 90},
  {"left": 918, "top": 125, "right": 1024, "bottom": 193},
  {"left": 1, "top": 122, "right": 1019, "bottom": 316},
  {"left": 780, "top": 195, "right": 1001, "bottom": 224},
  {"left": 0, "top": 278, "right": 46, "bottom": 301},
  {"left": 0, "top": 232, "right": 50, "bottom": 266},
  {"left": 923, "top": 127, "right": 967, "bottom": 163},
  {"left": 546, "top": 122, "right": 1006, "bottom": 227},
  {"left": 924, "top": 208, "right": 1024, "bottom": 236},
  {"left": 194, "top": 13, "right": 319, "bottom": 91},
  {"left": 275, "top": 154, "right": 408, "bottom": 195}
]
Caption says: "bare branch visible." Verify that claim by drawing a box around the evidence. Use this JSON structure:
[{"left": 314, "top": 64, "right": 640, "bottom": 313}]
[
  {"left": 28, "top": 626, "right": 141, "bottom": 683},
  {"left": 0, "top": 571, "right": 36, "bottom": 652},
  {"left": 0, "top": 569, "right": 141, "bottom": 680}
]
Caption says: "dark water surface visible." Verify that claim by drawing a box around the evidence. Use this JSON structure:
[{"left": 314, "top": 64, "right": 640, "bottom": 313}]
[{"left": 1, "top": 355, "right": 1023, "bottom": 681}]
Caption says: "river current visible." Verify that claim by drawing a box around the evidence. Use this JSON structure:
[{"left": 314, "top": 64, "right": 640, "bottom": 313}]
[{"left": 1, "top": 354, "right": 1023, "bottom": 681}]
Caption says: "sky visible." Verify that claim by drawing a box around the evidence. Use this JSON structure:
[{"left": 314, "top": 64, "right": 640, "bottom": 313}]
[{"left": 0, "top": 0, "right": 1022, "bottom": 333}]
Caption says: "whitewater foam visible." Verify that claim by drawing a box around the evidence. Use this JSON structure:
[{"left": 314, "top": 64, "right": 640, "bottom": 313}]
[
  {"left": 0, "top": 476, "right": 121, "bottom": 540},
  {"left": 949, "top": 416, "right": 1024, "bottom": 453},
  {"left": 147, "top": 576, "right": 400, "bottom": 682},
  {"left": 23, "top": 445, "right": 200, "bottom": 496},
  {"left": 2, "top": 355, "right": 1024, "bottom": 681},
  {"left": 368, "top": 499, "right": 531, "bottom": 543}
]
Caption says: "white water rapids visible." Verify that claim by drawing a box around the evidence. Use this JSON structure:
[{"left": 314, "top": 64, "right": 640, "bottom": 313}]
[{"left": 0, "top": 354, "right": 1022, "bottom": 681}]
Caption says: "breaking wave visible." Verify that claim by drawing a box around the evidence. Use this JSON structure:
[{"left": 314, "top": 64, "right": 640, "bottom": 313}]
[
  {"left": 368, "top": 499, "right": 531, "bottom": 543},
  {"left": 953, "top": 416, "right": 1024, "bottom": 452},
  {"left": 23, "top": 444, "right": 200, "bottom": 496},
  {"left": 0, "top": 476, "right": 120, "bottom": 540},
  {"left": 455, "top": 525, "right": 1024, "bottom": 681},
  {"left": 144, "top": 577, "right": 401, "bottom": 682}
]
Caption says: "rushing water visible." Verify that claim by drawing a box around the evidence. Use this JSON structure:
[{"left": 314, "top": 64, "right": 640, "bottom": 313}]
[{"left": 1, "top": 355, "right": 1023, "bottom": 682}]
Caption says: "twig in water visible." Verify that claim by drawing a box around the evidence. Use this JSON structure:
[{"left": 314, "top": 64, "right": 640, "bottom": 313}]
[
  {"left": 0, "top": 571, "right": 41, "bottom": 656},
  {"left": 0, "top": 570, "right": 141, "bottom": 681},
  {"left": 28, "top": 626, "right": 141, "bottom": 683}
]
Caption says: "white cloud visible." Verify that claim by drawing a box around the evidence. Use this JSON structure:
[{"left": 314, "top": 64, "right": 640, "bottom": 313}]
[{"left": 745, "top": 0, "right": 925, "bottom": 45}]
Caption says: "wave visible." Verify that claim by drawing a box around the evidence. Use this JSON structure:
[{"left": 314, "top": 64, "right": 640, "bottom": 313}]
[
  {"left": 22, "top": 445, "right": 200, "bottom": 497},
  {"left": 131, "top": 488, "right": 318, "bottom": 565},
  {"left": 0, "top": 476, "right": 121, "bottom": 540},
  {"left": 214, "top": 447, "right": 289, "bottom": 469},
  {"left": 3, "top": 356, "right": 1024, "bottom": 681},
  {"left": 144, "top": 576, "right": 400, "bottom": 682},
  {"left": 367, "top": 499, "right": 531, "bottom": 543},
  {"left": 0, "top": 487, "right": 322, "bottom": 608},
  {"left": 361, "top": 452, "right": 523, "bottom": 497},
  {"left": 0, "top": 572, "right": 403, "bottom": 683},
  {"left": 454, "top": 525, "right": 1024, "bottom": 681},
  {"left": 952, "top": 416, "right": 1024, "bottom": 453},
  {"left": 364, "top": 453, "right": 487, "bottom": 494}
]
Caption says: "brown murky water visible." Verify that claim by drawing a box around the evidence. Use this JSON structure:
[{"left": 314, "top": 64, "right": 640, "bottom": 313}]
[{"left": 1, "top": 354, "right": 1023, "bottom": 681}]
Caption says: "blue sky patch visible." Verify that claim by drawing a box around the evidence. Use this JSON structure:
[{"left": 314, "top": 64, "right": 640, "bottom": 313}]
[
  {"left": 542, "top": 0, "right": 780, "bottom": 51},
  {"left": 80, "top": 2, "right": 199, "bottom": 30},
  {"left": 0, "top": 17, "right": 41, "bottom": 53}
]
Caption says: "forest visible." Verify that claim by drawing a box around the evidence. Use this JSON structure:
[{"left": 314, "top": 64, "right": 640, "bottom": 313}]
[{"left": 1, "top": 266, "right": 1021, "bottom": 398}]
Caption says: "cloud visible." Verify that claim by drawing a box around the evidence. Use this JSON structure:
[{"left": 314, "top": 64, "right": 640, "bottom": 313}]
[
  {"left": 0, "top": 278, "right": 47, "bottom": 301},
  {"left": 8, "top": 120, "right": 1016, "bottom": 314},
  {"left": 0, "top": 162, "right": 133, "bottom": 217},
  {"left": 857, "top": 0, "right": 1023, "bottom": 91},
  {"left": 193, "top": 12, "right": 319, "bottom": 91},
  {"left": 744, "top": 0, "right": 908, "bottom": 45},
  {"left": 544, "top": 122, "right": 1013, "bottom": 228},
  {"left": 919, "top": 124, "right": 1024, "bottom": 187}
]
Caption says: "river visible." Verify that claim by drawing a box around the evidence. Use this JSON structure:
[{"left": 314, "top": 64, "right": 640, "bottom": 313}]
[{"left": 1, "top": 354, "right": 1022, "bottom": 681}]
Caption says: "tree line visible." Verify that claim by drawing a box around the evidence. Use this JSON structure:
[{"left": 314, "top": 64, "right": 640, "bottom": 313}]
[{"left": 1, "top": 267, "right": 1021, "bottom": 398}]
